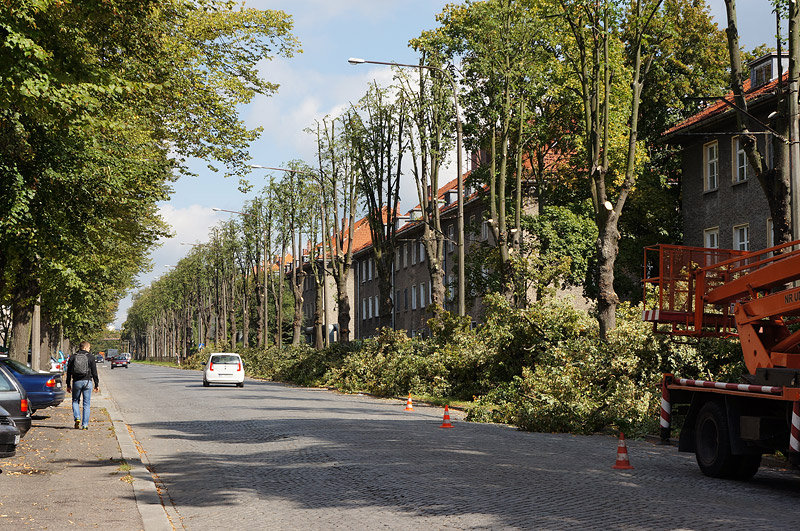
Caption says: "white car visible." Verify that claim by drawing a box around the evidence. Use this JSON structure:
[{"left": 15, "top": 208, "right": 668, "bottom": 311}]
[{"left": 202, "top": 353, "right": 244, "bottom": 387}]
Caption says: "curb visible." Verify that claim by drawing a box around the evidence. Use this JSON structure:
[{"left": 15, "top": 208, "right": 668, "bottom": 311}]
[{"left": 95, "top": 381, "right": 177, "bottom": 530}]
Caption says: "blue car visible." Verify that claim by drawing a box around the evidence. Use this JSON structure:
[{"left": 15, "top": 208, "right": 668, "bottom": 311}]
[{"left": 0, "top": 357, "right": 65, "bottom": 413}]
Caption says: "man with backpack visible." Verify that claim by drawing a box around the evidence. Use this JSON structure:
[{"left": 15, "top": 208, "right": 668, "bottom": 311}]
[{"left": 66, "top": 341, "right": 99, "bottom": 430}]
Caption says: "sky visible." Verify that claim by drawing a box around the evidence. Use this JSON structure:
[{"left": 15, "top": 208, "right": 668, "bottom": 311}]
[{"left": 111, "top": 0, "right": 780, "bottom": 329}]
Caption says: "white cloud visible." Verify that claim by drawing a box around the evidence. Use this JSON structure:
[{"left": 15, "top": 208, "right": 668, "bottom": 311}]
[{"left": 246, "top": 57, "right": 398, "bottom": 160}]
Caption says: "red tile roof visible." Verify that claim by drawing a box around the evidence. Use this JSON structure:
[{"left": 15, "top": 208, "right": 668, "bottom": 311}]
[{"left": 663, "top": 74, "right": 783, "bottom": 138}]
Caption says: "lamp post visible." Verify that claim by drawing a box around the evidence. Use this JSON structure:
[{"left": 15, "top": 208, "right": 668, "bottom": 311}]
[
  {"left": 249, "top": 165, "right": 331, "bottom": 347},
  {"left": 348, "top": 57, "right": 465, "bottom": 317}
]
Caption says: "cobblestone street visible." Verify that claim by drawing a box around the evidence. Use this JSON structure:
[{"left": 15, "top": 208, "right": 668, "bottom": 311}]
[{"left": 101, "top": 364, "right": 800, "bottom": 530}]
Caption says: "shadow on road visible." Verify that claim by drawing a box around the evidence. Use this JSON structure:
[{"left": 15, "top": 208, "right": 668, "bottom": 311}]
[{"left": 128, "top": 416, "right": 800, "bottom": 529}]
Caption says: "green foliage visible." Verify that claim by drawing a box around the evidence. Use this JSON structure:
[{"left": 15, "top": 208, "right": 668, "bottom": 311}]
[
  {"left": 521, "top": 204, "right": 597, "bottom": 293},
  {"left": 468, "top": 300, "right": 743, "bottom": 436},
  {"left": 177, "top": 293, "right": 745, "bottom": 438},
  {"left": 1, "top": 0, "right": 299, "bottom": 343}
]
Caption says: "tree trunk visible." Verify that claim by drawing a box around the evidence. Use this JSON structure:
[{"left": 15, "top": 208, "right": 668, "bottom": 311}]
[
  {"left": 242, "top": 289, "right": 249, "bottom": 348},
  {"left": 276, "top": 241, "right": 285, "bottom": 349},
  {"left": 336, "top": 282, "right": 351, "bottom": 342},
  {"left": 256, "top": 273, "right": 264, "bottom": 348},
  {"left": 423, "top": 226, "right": 446, "bottom": 313},
  {"left": 596, "top": 215, "right": 620, "bottom": 338},
  {"left": 228, "top": 277, "right": 237, "bottom": 350},
  {"left": 30, "top": 300, "right": 40, "bottom": 370},
  {"left": 313, "top": 281, "right": 324, "bottom": 349},
  {"left": 291, "top": 270, "right": 304, "bottom": 345},
  {"left": 10, "top": 299, "right": 33, "bottom": 363}
]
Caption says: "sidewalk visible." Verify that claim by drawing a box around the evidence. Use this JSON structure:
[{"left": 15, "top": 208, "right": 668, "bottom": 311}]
[{"left": 0, "top": 387, "right": 145, "bottom": 530}]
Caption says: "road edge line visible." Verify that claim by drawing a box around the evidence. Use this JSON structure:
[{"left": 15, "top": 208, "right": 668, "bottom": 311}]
[{"left": 97, "top": 383, "right": 176, "bottom": 530}]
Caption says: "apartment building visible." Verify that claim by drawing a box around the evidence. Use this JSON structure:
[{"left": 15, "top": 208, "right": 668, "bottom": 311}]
[
  {"left": 663, "top": 53, "right": 787, "bottom": 251},
  {"left": 297, "top": 173, "right": 495, "bottom": 341}
]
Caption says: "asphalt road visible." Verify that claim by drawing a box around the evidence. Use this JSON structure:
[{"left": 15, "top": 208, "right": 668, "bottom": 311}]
[{"left": 102, "top": 363, "right": 800, "bottom": 530}]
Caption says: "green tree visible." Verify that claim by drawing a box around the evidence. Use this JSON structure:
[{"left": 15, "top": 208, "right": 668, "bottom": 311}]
[
  {"left": 556, "top": 0, "right": 666, "bottom": 338},
  {"left": 1, "top": 1, "right": 298, "bottom": 360}
]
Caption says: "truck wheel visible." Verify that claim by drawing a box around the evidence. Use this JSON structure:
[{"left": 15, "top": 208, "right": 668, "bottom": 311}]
[
  {"left": 732, "top": 454, "right": 762, "bottom": 480},
  {"left": 694, "top": 401, "right": 737, "bottom": 478}
]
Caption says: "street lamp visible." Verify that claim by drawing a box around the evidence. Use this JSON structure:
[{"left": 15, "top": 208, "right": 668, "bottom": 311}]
[
  {"left": 212, "top": 207, "right": 252, "bottom": 216},
  {"left": 348, "top": 57, "right": 466, "bottom": 317}
]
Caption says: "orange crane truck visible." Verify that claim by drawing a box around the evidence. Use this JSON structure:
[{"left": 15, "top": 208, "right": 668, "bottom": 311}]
[{"left": 643, "top": 242, "right": 800, "bottom": 479}]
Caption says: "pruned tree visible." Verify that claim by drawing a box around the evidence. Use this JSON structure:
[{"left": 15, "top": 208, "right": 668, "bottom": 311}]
[
  {"left": 557, "top": 0, "right": 664, "bottom": 338},
  {"left": 350, "top": 84, "right": 408, "bottom": 328},
  {"left": 313, "top": 115, "right": 359, "bottom": 342},
  {"left": 396, "top": 56, "right": 455, "bottom": 313},
  {"left": 722, "top": 0, "right": 797, "bottom": 247}
]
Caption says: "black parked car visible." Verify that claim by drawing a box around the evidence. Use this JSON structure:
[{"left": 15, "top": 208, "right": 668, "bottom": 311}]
[
  {"left": 0, "top": 405, "right": 20, "bottom": 458},
  {"left": 0, "top": 364, "right": 31, "bottom": 437},
  {"left": 0, "top": 357, "right": 65, "bottom": 413}
]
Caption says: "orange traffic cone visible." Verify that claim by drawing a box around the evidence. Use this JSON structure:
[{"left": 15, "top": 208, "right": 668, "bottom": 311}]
[
  {"left": 439, "top": 405, "right": 454, "bottom": 428},
  {"left": 404, "top": 394, "right": 414, "bottom": 411},
  {"left": 612, "top": 432, "right": 634, "bottom": 469}
]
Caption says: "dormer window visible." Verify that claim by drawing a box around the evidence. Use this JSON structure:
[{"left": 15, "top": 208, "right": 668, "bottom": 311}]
[
  {"left": 749, "top": 52, "right": 787, "bottom": 88},
  {"left": 753, "top": 62, "right": 772, "bottom": 87}
]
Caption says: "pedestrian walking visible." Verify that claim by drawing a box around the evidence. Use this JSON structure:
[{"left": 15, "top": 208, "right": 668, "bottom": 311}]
[{"left": 66, "top": 341, "right": 99, "bottom": 430}]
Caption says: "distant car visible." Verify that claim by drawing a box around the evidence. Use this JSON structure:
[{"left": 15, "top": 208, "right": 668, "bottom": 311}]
[
  {"left": 203, "top": 353, "right": 244, "bottom": 387},
  {"left": 0, "top": 364, "right": 31, "bottom": 437},
  {"left": 0, "top": 357, "right": 65, "bottom": 413},
  {"left": 49, "top": 356, "right": 64, "bottom": 373},
  {"left": 110, "top": 356, "right": 128, "bottom": 369},
  {"left": 95, "top": 354, "right": 104, "bottom": 363},
  {"left": 0, "top": 405, "right": 19, "bottom": 458}
]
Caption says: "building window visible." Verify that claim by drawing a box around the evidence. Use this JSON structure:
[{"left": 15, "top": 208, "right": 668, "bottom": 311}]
[
  {"left": 733, "top": 224, "right": 750, "bottom": 251},
  {"left": 411, "top": 241, "right": 416, "bottom": 265},
  {"left": 362, "top": 298, "right": 367, "bottom": 321},
  {"left": 447, "top": 275, "right": 454, "bottom": 301},
  {"left": 411, "top": 284, "right": 417, "bottom": 310},
  {"left": 360, "top": 261, "right": 365, "bottom": 283},
  {"left": 419, "top": 282, "right": 426, "bottom": 309},
  {"left": 403, "top": 243, "right": 408, "bottom": 268},
  {"left": 704, "top": 227, "right": 719, "bottom": 249},
  {"left": 448, "top": 225, "right": 455, "bottom": 252},
  {"left": 374, "top": 295, "right": 379, "bottom": 318},
  {"left": 428, "top": 280, "right": 432, "bottom": 305},
  {"left": 368, "top": 258, "right": 373, "bottom": 281},
  {"left": 703, "top": 141, "right": 718, "bottom": 191},
  {"left": 481, "top": 220, "right": 489, "bottom": 240},
  {"left": 767, "top": 218, "right": 774, "bottom": 248},
  {"left": 469, "top": 215, "right": 475, "bottom": 241},
  {"left": 419, "top": 241, "right": 425, "bottom": 262},
  {"left": 753, "top": 61, "right": 772, "bottom": 87},
  {"left": 395, "top": 248, "right": 400, "bottom": 271},
  {"left": 733, "top": 137, "right": 750, "bottom": 183}
]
